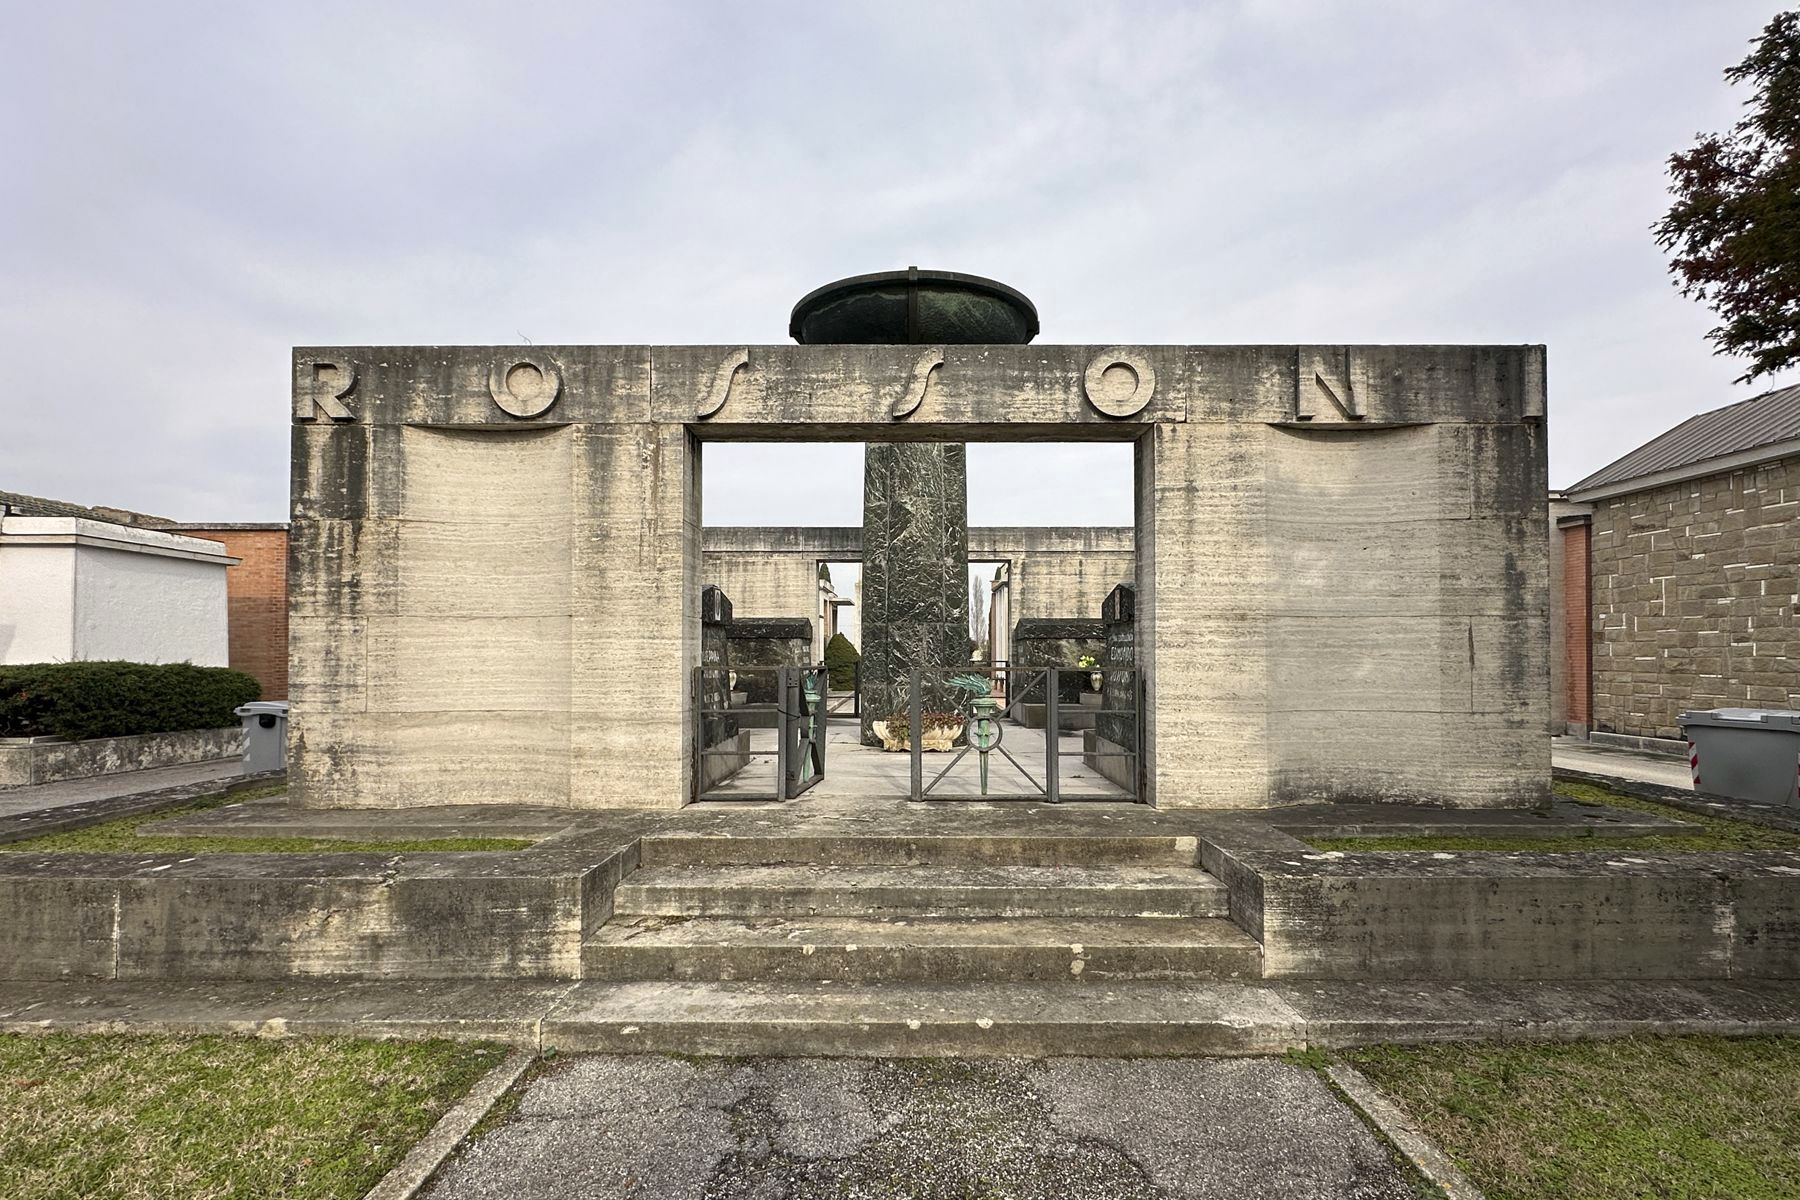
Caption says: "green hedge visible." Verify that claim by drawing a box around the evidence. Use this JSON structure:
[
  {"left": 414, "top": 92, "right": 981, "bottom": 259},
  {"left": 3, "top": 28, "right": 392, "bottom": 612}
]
[
  {"left": 824, "top": 632, "right": 861, "bottom": 691},
  {"left": 0, "top": 662, "right": 262, "bottom": 742}
]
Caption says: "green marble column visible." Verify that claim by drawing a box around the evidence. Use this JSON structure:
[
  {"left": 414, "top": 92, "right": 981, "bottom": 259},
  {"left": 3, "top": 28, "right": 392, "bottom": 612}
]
[{"left": 859, "top": 443, "right": 970, "bottom": 745}]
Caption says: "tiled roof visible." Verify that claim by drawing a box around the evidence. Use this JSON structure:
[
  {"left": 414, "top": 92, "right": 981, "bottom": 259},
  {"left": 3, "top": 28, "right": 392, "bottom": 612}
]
[
  {"left": 1569, "top": 383, "right": 1800, "bottom": 493},
  {"left": 0, "top": 489, "right": 175, "bottom": 528}
]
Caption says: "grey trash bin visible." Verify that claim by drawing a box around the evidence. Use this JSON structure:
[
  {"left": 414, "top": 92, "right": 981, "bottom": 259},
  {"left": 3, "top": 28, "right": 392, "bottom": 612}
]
[
  {"left": 1678, "top": 708, "right": 1800, "bottom": 808},
  {"left": 235, "top": 701, "right": 290, "bottom": 774}
]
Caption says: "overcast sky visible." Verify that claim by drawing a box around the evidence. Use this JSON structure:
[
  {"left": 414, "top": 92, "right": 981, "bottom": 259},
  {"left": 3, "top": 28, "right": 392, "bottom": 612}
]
[{"left": 4, "top": 1, "right": 1794, "bottom": 526}]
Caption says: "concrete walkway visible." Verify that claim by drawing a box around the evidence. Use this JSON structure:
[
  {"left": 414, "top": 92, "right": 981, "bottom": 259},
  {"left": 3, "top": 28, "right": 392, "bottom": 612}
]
[
  {"left": 1551, "top": 737, "right": 1692, "bottom": 790},
  {"left": 705, "top": 718, "right": 1130, "bottom": 802},
  {"left": 0, "top": 758, "right": 243, "bottom": 820},
  {"left": 425, "top": 1056, "right": 1416, "bottom": 1200}
]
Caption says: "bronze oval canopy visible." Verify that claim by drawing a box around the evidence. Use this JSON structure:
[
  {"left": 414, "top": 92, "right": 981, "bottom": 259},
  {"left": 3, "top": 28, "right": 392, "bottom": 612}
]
[{"left": 789, "top": 267, "right": 1038, "bottom": 345}]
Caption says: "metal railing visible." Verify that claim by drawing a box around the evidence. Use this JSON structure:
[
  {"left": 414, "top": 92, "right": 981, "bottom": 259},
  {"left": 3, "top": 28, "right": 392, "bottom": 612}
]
[
  {"left": 692, "top": 665, "right": 828, "bottom": 801},
  {"left": 899, "top": 665, "right": 1142, "bottom": 803}
]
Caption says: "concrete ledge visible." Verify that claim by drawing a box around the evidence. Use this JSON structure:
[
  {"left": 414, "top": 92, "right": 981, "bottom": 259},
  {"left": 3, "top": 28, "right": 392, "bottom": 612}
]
[
  {"left": 1555, "top": 765, "right": 1800, "bottom": 835},
  {"left": 1239, "top": 848, "right": 1800, "bottom": 980},
  {"left": 0, "top": 769, "right": 283, "bottom": 846},
  {"left": 0, "top": 727, "right": 242, "bottom": 789},
  {"left": 1267, "top": 796, "right": 1694, "bottom": 841},
  {"left": 0, "top": 845, "right": 636, "bottom": 982},
  {"left": 1081, "top": 730, "right": 1136, "bottom": 792},
  {"left": 3, "top": 977, "right": 1798, "bottom": 1057}
]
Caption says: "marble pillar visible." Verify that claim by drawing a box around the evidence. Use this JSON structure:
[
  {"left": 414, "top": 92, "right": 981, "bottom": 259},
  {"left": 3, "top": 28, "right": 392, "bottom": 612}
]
[{"left": 859, "top": 443, "right": 970, "bottom": 743}]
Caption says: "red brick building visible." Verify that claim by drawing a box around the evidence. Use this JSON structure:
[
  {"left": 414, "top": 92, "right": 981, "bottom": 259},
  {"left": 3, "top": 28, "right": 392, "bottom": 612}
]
[{"left": 164, "top": 524, "right": 290, "bottom": 700}]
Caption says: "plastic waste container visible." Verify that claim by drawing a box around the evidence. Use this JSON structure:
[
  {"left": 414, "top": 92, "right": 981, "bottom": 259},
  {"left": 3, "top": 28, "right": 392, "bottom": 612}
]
[
  {"left": 1677, "top": 708, "right": 1800, "bottom": 807},
  {"left": 235, "top": 701, "right": 290, "bottom": 774}
]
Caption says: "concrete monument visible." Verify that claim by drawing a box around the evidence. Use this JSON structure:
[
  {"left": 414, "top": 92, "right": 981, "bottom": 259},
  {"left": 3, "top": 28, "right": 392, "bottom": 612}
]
[{"left": 288, "top": 272, "right": 1550, "bottom": 811}]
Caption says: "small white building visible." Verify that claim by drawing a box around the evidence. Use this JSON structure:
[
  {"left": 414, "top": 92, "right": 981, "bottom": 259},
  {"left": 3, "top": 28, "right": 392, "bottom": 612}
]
[{"left": 0, "top": 516, "right": 237, "bottom": 666}]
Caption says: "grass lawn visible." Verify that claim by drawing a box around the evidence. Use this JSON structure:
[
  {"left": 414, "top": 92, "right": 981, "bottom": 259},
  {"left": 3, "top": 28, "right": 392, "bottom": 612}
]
[
  {"left": 0, "top": 786, "right": 534, "bottom": 853},
  {"left": 1345, "top": 1036, "right": 1800, "bottom": 1200},
  {"left": 1309, "top": 780, "right": 1800, "bottom": 853},
  {"left": 0, "top": 1033, "right": 507, "bottom": 1200}
]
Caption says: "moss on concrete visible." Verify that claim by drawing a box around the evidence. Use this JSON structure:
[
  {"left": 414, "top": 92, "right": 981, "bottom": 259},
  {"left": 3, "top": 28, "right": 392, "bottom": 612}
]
[
  {"left": 0, "top": 786, "right": 534, "bottom": 853},
  {"left": 1310, "top": 780, "right": 1800, "bottom": 853}
]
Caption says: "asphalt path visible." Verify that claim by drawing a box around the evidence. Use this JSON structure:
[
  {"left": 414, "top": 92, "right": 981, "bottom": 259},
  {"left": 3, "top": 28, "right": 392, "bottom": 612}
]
[{"left": 426, "top": 1055, "right": 1419, "bottom": 1200}]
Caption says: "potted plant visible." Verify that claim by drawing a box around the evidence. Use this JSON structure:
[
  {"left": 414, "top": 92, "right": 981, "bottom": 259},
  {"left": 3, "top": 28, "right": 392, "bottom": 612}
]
[
  {"left": 870, "top": 710, "right": 964, "bottom": 752},
  {"left": 1078, "top": 654, "right": 1103, "bottom": 693}
]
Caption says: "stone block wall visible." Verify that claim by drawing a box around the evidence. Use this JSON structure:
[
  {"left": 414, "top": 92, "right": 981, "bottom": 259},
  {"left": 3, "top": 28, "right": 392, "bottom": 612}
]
[{"left": 1591, "top": 456, "right": 1800, "bottom": 738}]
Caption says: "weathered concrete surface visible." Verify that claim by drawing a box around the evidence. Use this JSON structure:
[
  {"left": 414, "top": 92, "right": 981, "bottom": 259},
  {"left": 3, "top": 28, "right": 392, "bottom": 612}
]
[
  {"left": 701, "top": 524, "right": 1136, "bottom": 630},
  {"left": 0, "top": 846, "right": 635, "bottom": 981},
  {"left": 423, "top": 1056, "right": 1416, "bottom": 1200},
  {"left": 583, "top": 915, "right": 1261, "bottom": 983},
  {"left": 0, "top": 764, "right": 277, "bottom": 845},
  {"left": 14, "top": 792, "right": 1800, "bottom": 989},
  {"left": 858, "top": 442, "right": 969, "bottom": 743},
  {"left": 1266, "top": 796, "right": 1695, "bottom": 840},
  {"left": 1556, "top": 764, "right": 1800, "bottom": 834},
  {"left": 612, "top": 863, "right": 1229, "bottom": 919},
  {"left": 1237, "top": 846, "right": 1800, "bottom": 980},
  {"left": 140, "top": 795, "right": 581, "bottom": 841},
  {"left": 0, "top": 726, "right": 242, "bottom": 789},
  {"left": 5, "top": 976, "right": 1800, "bottom": 1055},
  {"left": 291, "top": 343, "right": 1547, "bottom": 811}
]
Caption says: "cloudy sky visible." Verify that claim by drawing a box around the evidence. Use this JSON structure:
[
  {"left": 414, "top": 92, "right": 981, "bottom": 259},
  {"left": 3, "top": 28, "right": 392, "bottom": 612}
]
[{"left": 4, "top": 1, "right": 1794, "bottom": 526}]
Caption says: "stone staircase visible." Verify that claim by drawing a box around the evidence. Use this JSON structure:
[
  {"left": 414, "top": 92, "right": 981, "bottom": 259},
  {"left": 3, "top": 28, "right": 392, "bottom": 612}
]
[{"left": 583, "top": 831, "right": 1260, "bottom": 986}]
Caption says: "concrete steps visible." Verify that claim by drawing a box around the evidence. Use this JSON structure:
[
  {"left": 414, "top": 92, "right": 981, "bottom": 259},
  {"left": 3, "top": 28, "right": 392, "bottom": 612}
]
[
  {"left": 610, "top": 863, "right": 1230, "bottom": 920},
  {"left": 639, "top": 832, "right": 1200, "bottom": 868},
  {"left": 540, "top": 980, "right": 1301, "bottom": 1055},
  {"left": 583, "top": 915, "right": 1261, "bottom": 983}
]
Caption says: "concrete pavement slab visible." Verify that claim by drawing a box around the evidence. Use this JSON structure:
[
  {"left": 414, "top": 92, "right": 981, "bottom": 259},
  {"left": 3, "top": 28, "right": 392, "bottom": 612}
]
[{"left": 425, "top": 1056, "right": 1418, "bottom": 1200}]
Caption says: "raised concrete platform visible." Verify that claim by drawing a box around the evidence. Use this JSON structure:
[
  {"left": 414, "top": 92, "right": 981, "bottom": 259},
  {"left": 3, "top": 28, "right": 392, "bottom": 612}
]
[
  {"left": 4, "top": 790, "right": 1798, "bottom": 1004},
  {"left": 4, "top": 977, "right": 1798, "bottom": 1056},
  {"left": 0, "top": 765, "right": 278, "bottom": 845}
]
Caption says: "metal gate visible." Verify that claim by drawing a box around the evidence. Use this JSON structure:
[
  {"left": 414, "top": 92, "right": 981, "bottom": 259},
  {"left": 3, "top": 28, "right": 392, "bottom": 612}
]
[
  {"left": 693, "top": 665, "right": 827, "bottom": 801},
  {"left": 902, "top": 665, "right": 1142, "bottom": 802}
]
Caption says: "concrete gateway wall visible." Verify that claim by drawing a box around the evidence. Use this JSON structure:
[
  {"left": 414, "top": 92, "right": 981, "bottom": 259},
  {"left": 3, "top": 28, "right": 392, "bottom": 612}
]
[
  {"left": 701, "top": 525, "right": 1136, "bottom": 633},
  {"left": 289, "top": 343, "right": 1549, "bottom": 811}
]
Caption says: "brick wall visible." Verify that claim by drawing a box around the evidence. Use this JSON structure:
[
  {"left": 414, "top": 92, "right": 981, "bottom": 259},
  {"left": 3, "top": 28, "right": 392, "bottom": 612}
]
[
  {"left": 1559, "top": 517, "right": 1592, "bottom": 730},
  {"left": 176, "top": 527, "right": 289, "bottom": 700},
  {"left": 1590, "top": 455, "right": 1799, "bottom": 738}
]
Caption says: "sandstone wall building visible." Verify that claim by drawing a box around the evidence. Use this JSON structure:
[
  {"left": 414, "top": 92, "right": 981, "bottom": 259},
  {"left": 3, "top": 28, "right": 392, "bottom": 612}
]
[{"left": 1558, "top": 384, "right": 1800, "bottom": 741}]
